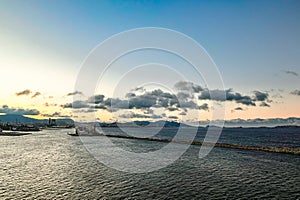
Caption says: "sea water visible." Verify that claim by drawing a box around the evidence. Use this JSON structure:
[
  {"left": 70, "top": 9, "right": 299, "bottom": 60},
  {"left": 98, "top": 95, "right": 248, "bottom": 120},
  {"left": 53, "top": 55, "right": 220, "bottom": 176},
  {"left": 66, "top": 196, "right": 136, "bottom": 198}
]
[{"left": 0, "top": 128, "right": 299, "bottom": 199}]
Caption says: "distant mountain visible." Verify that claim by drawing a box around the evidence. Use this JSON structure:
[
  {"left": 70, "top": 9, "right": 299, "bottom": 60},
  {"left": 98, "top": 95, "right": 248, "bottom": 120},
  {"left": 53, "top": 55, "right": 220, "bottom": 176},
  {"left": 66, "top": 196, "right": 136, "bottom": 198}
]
[
  {"left": 0, "top": 114, "right": 38, "bottom": 123},
  {"left": 98, "top": 120, "right": 192, "bottom": 127},
  {"left": 0, "top": 114, "right": 74, "bottom": 125}
]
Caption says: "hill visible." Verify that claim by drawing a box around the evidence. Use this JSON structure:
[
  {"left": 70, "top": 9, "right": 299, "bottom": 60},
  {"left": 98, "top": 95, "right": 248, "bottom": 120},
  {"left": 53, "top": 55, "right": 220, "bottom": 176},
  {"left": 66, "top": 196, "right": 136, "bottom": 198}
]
[{"left": 0, "top": 114, "right": 74, "bottom": 125}]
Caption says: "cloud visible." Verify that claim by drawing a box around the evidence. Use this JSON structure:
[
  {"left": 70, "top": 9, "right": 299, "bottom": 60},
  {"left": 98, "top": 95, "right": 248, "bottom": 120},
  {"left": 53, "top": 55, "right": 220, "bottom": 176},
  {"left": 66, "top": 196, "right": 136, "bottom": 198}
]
[
  {"left": 284, "top": 70, "right": 298, "bottom": 76},
  {"left": 122, "top": 89, "right": 201, "bottom": 110},
  {"left": 235, "top": 107, "right": 244, "bottom": 111},
  {"left": 119, "top": 111, "right": 162, "bottom": 119},
  {"left": 16, "top": 89, "right": 31, "bottom": 96},
  {"left": 67, "top": 91, "right": 83, "bottom": 96},
  {"left": 110, "top": 98, "right": 131, "bottom": 109},
  {"left": 177, "top": 100, "right": 198, "bottom": 109},
  {"left": 42, "top": 112, "right": 71, "bottom": 118},
  {"left": 198, "top": 89, "right": 255, "bottom": 106},
  {"left": 0, "top": 105, "right": 40, "bottom": 115},
  {"left": 177, "top": 92, "right": 193, "bottom": 100},
  {"left": 128, "top": 94, "right": 158, "bottom": 109},
  {"left": 179, "top": 111, "right": 187, "bottom": 115},
  {"left": 168, "top": 115, "right": 178, "bottom": 119},
  {"left": 125, "top": 92, "right": 136, "bottom": 98},
  {"left": 174, "top": 81, "right": 203, "bottom": 93},
  {"left": 31, "top": 92, "right": 41, "bottom": 98},
  {"left": 73, "top": 109, "right": 96, "bottom": 113},
  {"left": 231, "top": 107, "right": 244, "bottom": 113},
  {"left": 167, "top": 107, "right": 179, "bottom": 111},
  {"left": 253, "top": 91, "right": 269, "bottom": 101},
  {"left": 291, "top": 90, "right": 300, "bottom": 96},
  {"left": 62, "top": 81, "right": 276, "bottom": 121},
  {"left": 88, "top": 94, "right": 105, "bottom": 104},
  {"left": 260, "top": 102, "right": 270, "bottom": 107},
  {"left": 150, "top": 114, "right": 163, "bottom": 119},
  {"left": 143, "top": 108, "right": 154, "bottom": 115},
  {"left": 94, "top": 105, "right": 107, "bottom": 109},
  {"left": 44, "top": 103, "right": 57, "bottom": 107},
  {"left": 62, "top": 100, "right": 89, "bottom": 109},
  {"left": 119, "top": 112, "right": 152, "bottom": 119},
  {"left": 198, "top": 103, "right": 209, "bottom": 111},
  {"left": 174, "top": 82, "right": 273, "bottom": 107},
  {"left": 133, "top": 87, "right": 145, "bottom": 92}
]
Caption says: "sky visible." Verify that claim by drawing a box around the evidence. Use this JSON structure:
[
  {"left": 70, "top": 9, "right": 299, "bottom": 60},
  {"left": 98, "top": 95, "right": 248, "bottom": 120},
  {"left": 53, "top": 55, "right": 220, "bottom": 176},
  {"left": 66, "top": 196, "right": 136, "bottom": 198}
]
[{"left": 0, "top": 0, "right": 299, "bottom": 124}]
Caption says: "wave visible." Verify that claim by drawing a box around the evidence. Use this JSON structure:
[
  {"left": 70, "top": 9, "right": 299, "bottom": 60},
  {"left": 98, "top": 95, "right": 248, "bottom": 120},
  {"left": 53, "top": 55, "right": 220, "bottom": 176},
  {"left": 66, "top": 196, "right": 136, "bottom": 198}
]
[{"left": 100, "top": 134, "right": 300, "bottom": 155}]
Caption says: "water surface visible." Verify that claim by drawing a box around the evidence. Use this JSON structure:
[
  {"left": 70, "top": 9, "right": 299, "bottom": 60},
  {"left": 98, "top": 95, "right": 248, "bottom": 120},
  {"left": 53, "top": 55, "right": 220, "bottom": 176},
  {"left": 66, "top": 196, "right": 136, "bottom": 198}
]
[{"left": 0, "top": 128, "right": 299, "bottom": 199}]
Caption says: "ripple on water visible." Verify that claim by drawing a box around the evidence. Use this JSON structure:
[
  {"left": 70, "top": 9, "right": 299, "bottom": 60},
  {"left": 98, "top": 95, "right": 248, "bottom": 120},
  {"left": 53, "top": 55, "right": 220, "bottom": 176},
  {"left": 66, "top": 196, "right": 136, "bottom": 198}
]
[{"left": 0, "top": 129, "right": 299, "bottom": 199}]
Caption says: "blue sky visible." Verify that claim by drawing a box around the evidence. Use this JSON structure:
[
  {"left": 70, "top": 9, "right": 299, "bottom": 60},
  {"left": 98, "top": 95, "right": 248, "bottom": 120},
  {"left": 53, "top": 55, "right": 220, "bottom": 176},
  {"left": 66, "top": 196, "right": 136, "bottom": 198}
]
[{"left": 0, "top": 0, "right": 299, "bottom": 122}]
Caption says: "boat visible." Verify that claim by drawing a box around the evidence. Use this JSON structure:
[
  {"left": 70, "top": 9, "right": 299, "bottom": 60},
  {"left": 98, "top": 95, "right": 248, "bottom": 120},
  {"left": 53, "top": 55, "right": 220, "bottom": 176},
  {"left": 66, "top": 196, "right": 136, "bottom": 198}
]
[{"left": 67, "top": 128, "right": 79, "bottom": 136}]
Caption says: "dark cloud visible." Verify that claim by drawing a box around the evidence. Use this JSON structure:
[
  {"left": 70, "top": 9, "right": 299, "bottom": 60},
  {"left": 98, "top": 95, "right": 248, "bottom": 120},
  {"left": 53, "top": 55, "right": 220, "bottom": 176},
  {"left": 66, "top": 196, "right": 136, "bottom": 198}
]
[
  {"left": 260, "top": 102, "right": 270, "bottom": 107},
  {"left": 174, "top": 81, "right": 203, "bottom": 93},
  {"left": 88, "top": 94, "right": 105, "bottom": 104},
  {"left": 168, "top": 116, "right": 178, "bottom": 119},
  {"left": 198, "top": 89, "right": 255, "bottom": 106},
  {"left": 179, "top": 111, "right": 187, "bottom": 115},
  {"left": 16, "top": 89, "right": 31, "bottom": 96},
  {"left": 0, "top": 105, "right": 40, "bottom": 115},
  {"left": 284, "top": 70, "right": 298, "bottom": 76},
  {"left": 178, "top": 100, "right": 198, "bottom": 109},
  {"left": 128, "top": 94, "right": 157, "bottom": 109},
  {"left": 167, "top": 107, "right": 179, "bottom": 111},
  {"left": 234, "top": 107, "right": 244, "bottom": 111},
  {"left": 177, "top": 92, "right": 193, "bottom": 100},
  {"left": 94, "top": 105, "right": 107, "bottom": 109},
  {"left": 31, "top": 92, "right": 41, "bottom": 98},
  {"left": 291, "top": 90, "right": 300, "bottom": 96},
  {"left": 198, "top": 89, "right": 226, "bottom": 101},
  {"left": 198, "top": 103, "right": 209, "bottom": 111},
  {"left": 119, "top": 111, "right": 162, "bottom": 119},
  {"left": 156, "top": 97, "right": 169, "bottom": 108},
  {"left": 44, "top": 103, "right": 57, "bottom": 107},
  {"left": 125, "top": 92, "right": 136, "bottom": 98},
  {"left": 134, "top": 87, "right": 145, "bottom": 92},
  {"left": 143, "top": 109, "right": 154, "bottom": 115},
  {"left": 67, "top": 91, "right": 83, "bottom": 96},
  {"left": 62, "top": 100, "right": 89, "bottom": 109},
  {"left": 72, "top": 109, "right": 96, "bottom": 113},
  {"left": 173, "top": 82, "right": 273, "bottom": 107},
  {"left": 151, "top": 89, "right": 176, "bottom": 99},
  {"left": 42, "top": 112, "right": 70, "bottom": 118},
  {"left": 119, "top": 112, "right": 152, "bottom": 119},
  {"left": 150, "top": 114, "right": 163, "bottom": 119},
  {"left": 112, "top": 98, "right": 130, "bottom": 109},
  {"left": 61, "top": 81, "right": 276, "bottom": 121},
  {"left": 253, "top": 91, "right": 269, "bottom": 101}
]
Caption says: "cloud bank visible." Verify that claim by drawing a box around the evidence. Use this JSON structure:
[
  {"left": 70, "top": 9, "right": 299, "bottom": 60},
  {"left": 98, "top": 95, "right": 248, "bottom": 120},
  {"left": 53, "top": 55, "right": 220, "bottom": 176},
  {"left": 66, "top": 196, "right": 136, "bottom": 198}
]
[
  {"left": 0, "top": 105, "right": 40, "bottom": 115},
  {"left": 61, "top": 81, "right": 273, "bottom": 121},
  {"left": 284, "top": 70, "right": 298, "bottom": 76},
  {"left": 16, "top": 89, "right": 31, "bottom": 96}
]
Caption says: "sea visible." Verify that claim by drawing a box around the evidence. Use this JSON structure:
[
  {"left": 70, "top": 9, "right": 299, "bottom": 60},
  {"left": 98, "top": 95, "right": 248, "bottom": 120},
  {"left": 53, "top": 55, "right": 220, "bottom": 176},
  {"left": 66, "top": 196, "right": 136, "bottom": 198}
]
[{"left": 0, "top": 127, "right": 299, "bottom": 199}]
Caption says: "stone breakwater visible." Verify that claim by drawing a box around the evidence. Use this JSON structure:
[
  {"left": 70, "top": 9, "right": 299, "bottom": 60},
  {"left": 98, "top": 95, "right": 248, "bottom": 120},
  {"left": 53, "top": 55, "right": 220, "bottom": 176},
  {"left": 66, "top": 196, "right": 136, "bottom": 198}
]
[{"left": 90, "top": 134, "right": 300, "bottom": 155}]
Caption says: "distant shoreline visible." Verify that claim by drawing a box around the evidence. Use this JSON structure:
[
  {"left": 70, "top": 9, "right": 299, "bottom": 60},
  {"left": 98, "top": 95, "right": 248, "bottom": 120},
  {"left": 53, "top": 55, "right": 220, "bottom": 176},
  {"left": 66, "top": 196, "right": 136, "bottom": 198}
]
[{"left": 0, "top": 131, "right": 32, "bottom": 136}]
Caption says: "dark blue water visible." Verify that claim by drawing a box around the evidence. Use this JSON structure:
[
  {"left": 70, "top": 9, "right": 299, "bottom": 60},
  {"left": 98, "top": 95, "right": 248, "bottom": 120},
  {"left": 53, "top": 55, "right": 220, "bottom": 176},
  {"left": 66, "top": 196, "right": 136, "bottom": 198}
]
[
  {"left": 0, "top": 128, "right": 299, "bottom": 199},
  {"left": 101, "top": 126, "right": 300, "bottom": 148}
]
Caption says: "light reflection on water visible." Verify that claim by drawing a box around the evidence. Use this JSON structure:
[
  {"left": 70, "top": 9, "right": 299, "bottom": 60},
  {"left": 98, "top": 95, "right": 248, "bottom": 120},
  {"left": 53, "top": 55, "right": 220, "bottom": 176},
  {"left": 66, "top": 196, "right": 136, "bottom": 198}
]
[{"left": 0, "top": 129, "right": 299, "bottom": 199}]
